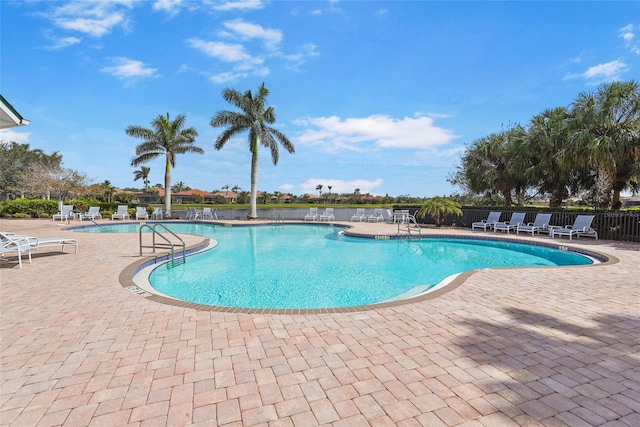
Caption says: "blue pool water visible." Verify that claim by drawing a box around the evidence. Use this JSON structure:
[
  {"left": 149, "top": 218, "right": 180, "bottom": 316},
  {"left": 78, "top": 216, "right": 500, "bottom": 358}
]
[{"left": 78, "top": 223, "right": 593, "bottom": 309}]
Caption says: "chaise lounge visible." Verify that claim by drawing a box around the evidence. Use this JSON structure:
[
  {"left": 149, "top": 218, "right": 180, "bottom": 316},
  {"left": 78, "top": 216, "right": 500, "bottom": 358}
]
[
  {"left": 551, "top": 215, "right": 598, "bottom": 240},
  {"left": 472, "top": 211, "right": 502, "bottom": 231},
  {"left": 494, "top": 212, "right": 526, "bottom": 234},
  {"left": 517, "top": 213, "right": 552, "bottom": 236}
]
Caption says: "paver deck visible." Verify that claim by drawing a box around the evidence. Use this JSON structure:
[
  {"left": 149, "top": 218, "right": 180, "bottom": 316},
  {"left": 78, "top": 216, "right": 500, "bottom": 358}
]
[{"left": 1, "top": 218, "right": 638, "bottom": 426}]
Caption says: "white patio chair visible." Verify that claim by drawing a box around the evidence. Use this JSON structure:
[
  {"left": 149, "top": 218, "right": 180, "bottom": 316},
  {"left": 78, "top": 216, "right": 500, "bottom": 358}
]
[
  {"left": 112, "top": 205, "right": 130, "bottom": 220},
  {"left": 81, "top": 206, "right": 102, "bottom": 221},
  {"left": 52, "top": 205, "right": 74, "bottom": 222},
  {"left": 304, "top": 208, "right": 318, "bottom": 221},
  {"left": 517, "top": 213, "right": 552, "bottom": 236},
  {"left": 367, "top": 209, "right": 384, "bottom": 222},
  {"left": 319, "top": 208, "right": 335, "bottom": 221},
  {"left": 494, "top": 212, "right": 526, "bottom": 234},
  {"left": 151, "top": 207, "right": 163, "bottom": 220},
  {"left": 351, "top": 208, "right": 366, "bottom": 222},
  {"left": 1, "top": 236, "right": 32, "bottom": 268},
  {"left": 472, "top": 211, "right": 502, "bottom": 231},
  {"left": 136, "top": 207, "right": 149, "bottom": 220},
  {"left": 551, "top": 215, "right": 598, "bottom": 240}
]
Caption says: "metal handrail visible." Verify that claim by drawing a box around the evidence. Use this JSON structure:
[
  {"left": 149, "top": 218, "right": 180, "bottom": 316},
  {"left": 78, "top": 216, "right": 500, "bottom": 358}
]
[
  {"left": 139, "top": 223, "right": 186, "bottom": 267},
  {"left": 397, "top": 211, "right": 421, "bottom": 238}
]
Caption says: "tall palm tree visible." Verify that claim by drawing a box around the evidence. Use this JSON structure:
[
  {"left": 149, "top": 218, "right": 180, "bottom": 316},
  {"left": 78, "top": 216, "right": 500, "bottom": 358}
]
[
  {"left": 570, "top": 80, "right": 640, "bottom": 210},
  {"left": 451, "top": 129, "right": 527, "bottom": 206},
  {"left": 133, "top": 166, "right": 151, "bottom": 190},
  {"left": 126, "top": 113, "right": 202, "bottom": 217},
  {"left": 210, "top": 83, "right": 294, "bottom": 219},
  {"left": 517, "top": 107, "right": 592, "bottom": 208}
]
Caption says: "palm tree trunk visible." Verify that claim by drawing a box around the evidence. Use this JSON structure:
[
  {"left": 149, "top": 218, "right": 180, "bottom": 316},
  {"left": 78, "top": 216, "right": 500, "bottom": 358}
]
[
  {"left": 165, "top": 157, "right": 172, "bottom": 218},
  {"left": 249, "top": 139, "right": 259, "bottom": 219}
]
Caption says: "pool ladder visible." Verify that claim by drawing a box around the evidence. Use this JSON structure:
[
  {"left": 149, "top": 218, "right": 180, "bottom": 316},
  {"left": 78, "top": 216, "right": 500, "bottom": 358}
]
[
  {"left": 139, "top": 223, "right": 186, "bottom": 268},
  {"left": 397, "top": 212, "right": 422, "bottom": 238}
]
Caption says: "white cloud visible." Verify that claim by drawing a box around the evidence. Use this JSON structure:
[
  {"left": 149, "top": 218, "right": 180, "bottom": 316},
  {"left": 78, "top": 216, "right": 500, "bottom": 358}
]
[
  {"left": 45, "top": 36, "right": 81, "bottom": 50},
  {"left": 223, "top": 19, "right": 282, "bottom": 49},
  {"left": 211, "top": 0, "right": 264, "bottom": 11},
  {"left": 300, "top": 178, "right": 384, "bottom": 195},
  {"left": 101, "top": 57, "right": 158, "bottom": 83},
  {"left": 582, "top": 60, "right": 627, "bottom": 79},
  {"left": 564, "top": 59, "right": 628, "bottom": 81},
  {"left": 295, "top": 114, "right": 458, "bottom": 153},
  {"left": 49, "top": 1, "right": 134, "bottom": 37},
  {"left": 619, "top": 24, "right": 640, "bottom": 55},
  {"left": 153, "top": 0, "right": 184, "bottom": 15},
  {"left": 0, "top": 130, "right": 31, "bottom": 144},
  {"left": 187, "top": 38, "right": 253, "bottom": 63}
]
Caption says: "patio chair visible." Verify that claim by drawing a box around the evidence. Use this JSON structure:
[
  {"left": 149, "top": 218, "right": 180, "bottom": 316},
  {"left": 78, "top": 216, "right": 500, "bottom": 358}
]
[
  {"left": 1, "top": 231, "right": 78, "bottom": 255},
  {"left": 551, "top": 215, "right": 598, "bottom": 240},
  {"left": 494, "top": 212, "right": 526, "bottom": 234},
  {"left": 1, "top": 236, "right": 32, "bottom": 268},
  {"left": 112, "top": 205, "right": 130, "bottom": 220},
  {"left": 201, "top": 207, "right": 216, "bottom": 220},
  {"left": 80, "top": 206, "right": 102, "bottom": 221},
  {"left": 351, "top": 208, "right": 366, "bottom": 222},
  {"left": 185, "top": 207, "right": 201, "bottom": 220},
  {"left": 319, "top": 208, "right": 335, "bottom": 221},
  {"left": 136, "top": 207, "right": 149, "bottom": 220},
  {"left": 517, "top": 213, "right": 552, "bottom": 236},
  {"left": 151, "top": 207, "right": 163, "bottom": 220},
  {"left": 304, "top": 207, "right": 318, "bottom": 221},
  {"left": 472, "top": 211, "right": 502, "bottom": 231},
  {"left": 367, "top": 208, "right": 385, "bottom": 222},
  {"left": 385, "top": 209, "right": 395, "bottom": 223},
  {"left": 52, "top": 205, "right": 74, "bottom": 222}
]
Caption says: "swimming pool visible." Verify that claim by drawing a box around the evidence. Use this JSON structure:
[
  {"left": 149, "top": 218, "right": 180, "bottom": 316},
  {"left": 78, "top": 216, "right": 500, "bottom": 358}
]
[{"left": 77, "top": 222, "right": 594, "bottom": 310}]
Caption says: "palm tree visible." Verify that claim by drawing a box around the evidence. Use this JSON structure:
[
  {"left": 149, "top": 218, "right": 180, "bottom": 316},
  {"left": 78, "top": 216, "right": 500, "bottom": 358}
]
[
  {"left": 449, "top": 128, "right": 528, "bottom": 206},
  {"left": 210, "top": 83, "right": 294, "bottom": 219},
  {"left": 133, "top": 166, "right": 151, "bottom": 190},
  {"left": 417, "top": 196, "right": 463, "bottom": 227},
  {"left": 100, "top": 180, "right": 116, "bottom": 203},
  {"left": 517, "top": 107, "right": 592, "bottom": 208},
  {"left": 570, "top": 80, "right": 640, "bottom": 210},
  {"left": 126, "top": 113, "right": 202, "bottom": 217}
]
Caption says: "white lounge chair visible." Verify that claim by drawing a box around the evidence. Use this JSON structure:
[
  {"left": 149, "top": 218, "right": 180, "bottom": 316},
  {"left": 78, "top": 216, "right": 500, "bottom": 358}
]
[
  {"left": 201, "top": 207, "right": 217, "bottom": 220},
  {"left": 80, "top": 206, "right": 102, "bottom": 221},
  {"left": 1, "top": 232, "right": 78, "bottom": 266},
  {"left": 1, "top": 236, "right": 32, "bottom": 268},
  {"left": 52, "top": 205, "right": 74, "bottom": 222},
  {"left": 136, "top": 207, "right": 149, "bottom": 220},
  {"left": 385, "top": 209, "right": 395, "bottom": 223},
  {"left": 494, "top": 212, "right": 526, "bottom": 234},
  {"left": 551, "top": 215, "right": 598, "bottom": 240},
  {"left": 517, "top": 213, "right": 552, "bottom": 236},
  {"left": 351, "top": 208, "right": 366, "bottom": 222},
  {"left": 185, "top": 207, "right": 202, "bottom": 220},
  {"left": 472, "top": 211, "right": 502, "bottom": 231},
  {"left": 304, "top": 208, "right": 318, "bottom": 221},
  {"left": 367, "top": 208, "right": 385, "bottom": 222},
  {"left": 151, "top": 207, "right": 163, "bottom": 220},
  {"left": 112, "top": 205, "right": 130, "bottom": 220},
  {"left": 319, "top": 208, "right": 335, "bottom": 221}
]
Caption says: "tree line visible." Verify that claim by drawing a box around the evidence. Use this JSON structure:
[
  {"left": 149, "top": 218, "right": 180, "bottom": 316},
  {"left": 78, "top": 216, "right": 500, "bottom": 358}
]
[{"left": 449, "top": 80, "right": 639, "bottom": 210}]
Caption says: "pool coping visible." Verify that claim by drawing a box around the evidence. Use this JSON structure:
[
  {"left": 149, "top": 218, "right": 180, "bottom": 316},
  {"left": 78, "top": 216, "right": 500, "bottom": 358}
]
[{"left": 103, "top": 221, "right": 619, "bottom": 315}]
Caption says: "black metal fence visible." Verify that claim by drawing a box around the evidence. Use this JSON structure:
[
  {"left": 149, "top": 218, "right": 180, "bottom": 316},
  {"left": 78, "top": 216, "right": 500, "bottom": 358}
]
[{"left": 431, "top": 209, "right": 640, "bottom": 243}]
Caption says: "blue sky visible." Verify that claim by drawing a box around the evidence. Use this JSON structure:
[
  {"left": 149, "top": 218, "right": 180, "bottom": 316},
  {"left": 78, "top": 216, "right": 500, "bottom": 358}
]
[{"left": 1, "top": 1, "right": 639, "bottom": 198}]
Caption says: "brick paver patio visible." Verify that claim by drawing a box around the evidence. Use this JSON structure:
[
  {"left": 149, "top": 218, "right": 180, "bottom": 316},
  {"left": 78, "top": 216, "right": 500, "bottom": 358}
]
[{"left": 1, "top": 218, "right": 638, "bottom": 426}]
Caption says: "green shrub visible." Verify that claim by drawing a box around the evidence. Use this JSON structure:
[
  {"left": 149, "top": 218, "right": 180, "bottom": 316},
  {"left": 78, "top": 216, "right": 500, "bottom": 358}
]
[{"left": 0, "top": 199, "right": 59, "bottom": 218}]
